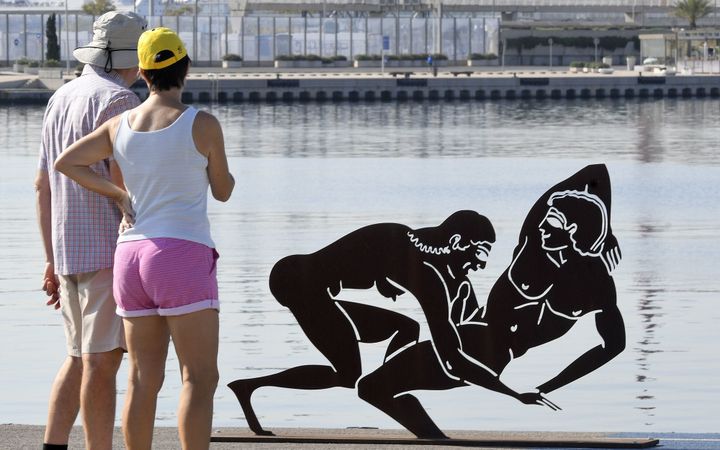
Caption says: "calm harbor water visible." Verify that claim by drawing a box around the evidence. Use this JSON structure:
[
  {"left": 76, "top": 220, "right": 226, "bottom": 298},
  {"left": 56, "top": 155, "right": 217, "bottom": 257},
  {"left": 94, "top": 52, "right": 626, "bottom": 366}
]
[{"left": 0, "top": 100, "right": 718, "bottom": 433}]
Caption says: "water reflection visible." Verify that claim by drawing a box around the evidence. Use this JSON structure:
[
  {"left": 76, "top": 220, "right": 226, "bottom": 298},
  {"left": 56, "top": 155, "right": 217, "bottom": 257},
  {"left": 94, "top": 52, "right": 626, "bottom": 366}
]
[
  {"left": 1, "top": 101, "right": 719, "bottom": 431},
  {"left": 2, "top": 100, "right": 720, "bottom": 164},
  {"left": 636, "top": 100, "right": 665, "bottom": 164},
  {"left": 0, "top": 106, "right": 44, "bottom": 156},
  {"left": 193, "top": 99, "right": 720, "bottom": 164},
  {"left": 633, "top": 278, "right": 662, "bottom": 425},
  {"left": 630, "top": 201, "right": 665, "bottom": 426}
]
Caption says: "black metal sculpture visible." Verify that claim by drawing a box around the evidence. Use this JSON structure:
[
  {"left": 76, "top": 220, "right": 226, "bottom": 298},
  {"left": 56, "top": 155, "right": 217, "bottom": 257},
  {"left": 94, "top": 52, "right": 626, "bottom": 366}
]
[{"left": 229, "top": 164, "right": 625, "bottom": 439}]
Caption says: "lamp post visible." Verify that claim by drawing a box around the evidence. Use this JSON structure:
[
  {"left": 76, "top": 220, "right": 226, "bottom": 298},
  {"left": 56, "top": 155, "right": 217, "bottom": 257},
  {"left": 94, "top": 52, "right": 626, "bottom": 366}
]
[
  {"left": 593, "top": 37, "right": 599, "bottom": 63},
  {"left": 548, "top": 37, "right": 553, "bottom": 69},
  {"left": 676, "top": 28, "right": 685, "bottom": 71},
  {"left": 501, "top": 37, "right": 506, "bottom": 72},
  {"left": 673, "top": 27, "right": 679, "bottom": 69},
  {"left": 483, "top": 23, "right": 487, "bottom": 55},
  {"left": 396, "top": 0, "right": 400, "bottom": 56},
  {"left": 64, "top": 0, "right": 69, "bottom": 75},
  {"left": 194, "top": 0, "right": 198, "bottom": 60},
  {"left": 435, "top": 0, "right": 442, "bottom": 55}
]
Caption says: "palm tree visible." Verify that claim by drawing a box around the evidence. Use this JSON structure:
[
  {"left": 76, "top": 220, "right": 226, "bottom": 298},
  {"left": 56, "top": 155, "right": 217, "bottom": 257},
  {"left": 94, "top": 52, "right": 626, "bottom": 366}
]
[
  {"left": 674, "top": 0, "right": 713, "bottom": 29},
  {"left": 82, "top": 0, "right": 116, "bottom": 16}
]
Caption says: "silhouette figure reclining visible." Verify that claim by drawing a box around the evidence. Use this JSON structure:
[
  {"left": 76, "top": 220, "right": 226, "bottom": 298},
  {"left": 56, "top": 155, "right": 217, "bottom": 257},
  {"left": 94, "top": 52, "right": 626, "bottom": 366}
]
[{"left": 229, "top": 164, "right": 624, "bottom": 439}]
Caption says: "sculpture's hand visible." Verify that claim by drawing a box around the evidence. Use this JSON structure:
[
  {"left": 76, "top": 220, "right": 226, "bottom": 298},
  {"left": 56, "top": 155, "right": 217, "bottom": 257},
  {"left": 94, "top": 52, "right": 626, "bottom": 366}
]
[
  {"left": 600, "top": 234, "right": 622, "bottom": 272},
  {"left": 516, "top": 392, "right": 562, "bottom": 411}
]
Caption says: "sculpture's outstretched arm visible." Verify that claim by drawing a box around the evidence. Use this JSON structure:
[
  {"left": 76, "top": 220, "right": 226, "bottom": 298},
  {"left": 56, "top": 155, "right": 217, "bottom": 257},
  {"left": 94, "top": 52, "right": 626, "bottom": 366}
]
[
  {"left": 537, "top": 303, "right": 625, "bottom": 394},
  {"left": 417, "top": 270, "right": 556, "bottom": 409}
]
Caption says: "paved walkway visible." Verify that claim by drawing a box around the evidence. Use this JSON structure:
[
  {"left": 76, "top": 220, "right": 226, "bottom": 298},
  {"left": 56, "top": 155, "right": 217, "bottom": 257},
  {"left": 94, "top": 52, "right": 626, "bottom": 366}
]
[{"left": 2, "top": 425, "right": 718, "bottom": 450}]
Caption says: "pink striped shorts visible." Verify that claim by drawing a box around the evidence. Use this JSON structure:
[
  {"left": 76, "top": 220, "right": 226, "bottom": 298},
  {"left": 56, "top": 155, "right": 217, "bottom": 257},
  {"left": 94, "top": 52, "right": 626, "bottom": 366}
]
[{"left": 113, "top": 238, "right": 220, "bottom": 317}]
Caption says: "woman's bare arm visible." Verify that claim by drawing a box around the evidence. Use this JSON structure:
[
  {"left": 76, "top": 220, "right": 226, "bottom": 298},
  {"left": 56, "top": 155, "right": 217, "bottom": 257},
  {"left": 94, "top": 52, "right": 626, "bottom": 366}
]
[
  {"left": 54, "top": 116, "right": 134, "bottom": 222},
  {"left": 193, "top": 111, "right": 235, "bottom": 202}
]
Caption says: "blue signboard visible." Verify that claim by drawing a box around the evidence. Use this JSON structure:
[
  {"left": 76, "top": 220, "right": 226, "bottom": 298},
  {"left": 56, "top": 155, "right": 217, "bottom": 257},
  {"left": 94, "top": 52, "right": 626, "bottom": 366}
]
[{"left": 382, "top": 35, "right": 390, "bottom": 51}]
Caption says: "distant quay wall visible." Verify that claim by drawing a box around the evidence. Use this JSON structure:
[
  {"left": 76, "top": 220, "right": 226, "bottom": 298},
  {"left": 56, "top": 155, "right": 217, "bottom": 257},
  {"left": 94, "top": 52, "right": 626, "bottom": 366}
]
[
  {"left": 2, "top": 71, "right": 719, "bottom": 104},
  {"left": 164, "top": 72, "right": 720, "bottom": 102}
]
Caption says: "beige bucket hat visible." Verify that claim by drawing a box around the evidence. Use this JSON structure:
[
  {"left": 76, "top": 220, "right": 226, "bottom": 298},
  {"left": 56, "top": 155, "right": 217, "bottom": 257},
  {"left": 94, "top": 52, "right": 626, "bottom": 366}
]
[{"left": 73, "top": 11, "right": 147, "bottom": 71}]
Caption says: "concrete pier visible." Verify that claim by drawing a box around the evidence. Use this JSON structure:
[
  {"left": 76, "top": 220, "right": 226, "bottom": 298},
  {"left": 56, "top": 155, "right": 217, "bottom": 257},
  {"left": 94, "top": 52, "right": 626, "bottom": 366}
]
[
  {"left": 2, "top": 68, "right": 719, "bottom": 104},
  {"left": 170, "top": 68, "right": 720, "bottom": 103}
]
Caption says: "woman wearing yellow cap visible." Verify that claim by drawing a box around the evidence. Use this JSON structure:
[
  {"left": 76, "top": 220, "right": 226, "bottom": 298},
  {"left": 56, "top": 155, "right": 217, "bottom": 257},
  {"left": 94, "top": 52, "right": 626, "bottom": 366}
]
[{"left": 56, "top": 27, "right": 234, "bottom": 449}]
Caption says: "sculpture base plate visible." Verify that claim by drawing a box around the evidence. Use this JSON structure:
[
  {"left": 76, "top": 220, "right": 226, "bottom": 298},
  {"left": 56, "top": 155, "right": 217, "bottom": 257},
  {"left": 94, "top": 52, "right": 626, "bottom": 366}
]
[{"left": 210, "top": 428, "right": 659, "bottom": 448}]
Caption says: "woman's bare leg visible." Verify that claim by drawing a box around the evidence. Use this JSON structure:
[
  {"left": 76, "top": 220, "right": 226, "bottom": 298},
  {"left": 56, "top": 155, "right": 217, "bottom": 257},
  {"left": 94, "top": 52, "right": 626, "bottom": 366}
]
[
  {"left": 167, "top": 309, "right": 219, "bottom": 450},
  {"left": 122, "top": 316, "right": 169, "bottom": 450}
]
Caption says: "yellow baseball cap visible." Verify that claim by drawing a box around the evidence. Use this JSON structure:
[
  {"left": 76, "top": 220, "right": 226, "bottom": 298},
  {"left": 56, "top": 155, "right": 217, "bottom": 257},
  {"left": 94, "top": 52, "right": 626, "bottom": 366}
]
[{"left": 138, "top": 27, "right": 187, "bottom": 70}]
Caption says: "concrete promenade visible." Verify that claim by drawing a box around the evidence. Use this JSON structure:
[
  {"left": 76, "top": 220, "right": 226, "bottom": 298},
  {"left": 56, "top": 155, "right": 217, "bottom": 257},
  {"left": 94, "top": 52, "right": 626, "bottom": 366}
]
[
  {"left": 2, "top": 65, "right": 720, "bottom": 104},
  {"left": 2, "top": 425, "right": 719, "bottom": 449}
]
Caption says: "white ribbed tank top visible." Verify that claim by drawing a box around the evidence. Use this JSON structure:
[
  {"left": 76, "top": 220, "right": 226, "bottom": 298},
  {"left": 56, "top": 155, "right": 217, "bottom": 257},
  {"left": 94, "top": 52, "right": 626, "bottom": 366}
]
[{"left": 113, "top": 107, "right": 214, "bottom": 248}]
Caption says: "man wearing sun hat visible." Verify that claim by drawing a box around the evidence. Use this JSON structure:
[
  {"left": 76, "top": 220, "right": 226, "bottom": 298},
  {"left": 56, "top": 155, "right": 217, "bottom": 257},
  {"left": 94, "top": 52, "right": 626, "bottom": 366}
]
[
  {"left": 35, "top": 10, "right": 146, "bottom": 450},
  {"left": 53, "top": 25, "right": 234, "bottom": 450}
]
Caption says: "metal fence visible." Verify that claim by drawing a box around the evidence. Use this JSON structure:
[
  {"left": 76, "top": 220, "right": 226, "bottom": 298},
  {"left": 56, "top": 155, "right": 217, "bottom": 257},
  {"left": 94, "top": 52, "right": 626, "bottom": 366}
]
[{"left": 0, "top": 13, "right": 500, "bottom": 66}]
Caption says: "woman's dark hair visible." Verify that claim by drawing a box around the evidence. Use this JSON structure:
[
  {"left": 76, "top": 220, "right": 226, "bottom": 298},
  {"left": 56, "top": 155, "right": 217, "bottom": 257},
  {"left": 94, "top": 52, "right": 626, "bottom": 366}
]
[{"left": 144, "top": 51, "right": 191, "bottom": 91}]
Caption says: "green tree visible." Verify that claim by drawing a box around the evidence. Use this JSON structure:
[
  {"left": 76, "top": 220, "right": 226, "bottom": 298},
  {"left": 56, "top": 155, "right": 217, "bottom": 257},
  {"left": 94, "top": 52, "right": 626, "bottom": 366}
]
[
  {"left": 45, "top": 14, "right": 60, "bottom": 62},
  {"left": 163, "top": 4, "right": 199, "bottom": 16},
  {"left": 82, "top": 0, "right": 116, "bottom": 16},
  {"left": 674, "top": 0, "right": 713, "bottom": 28}
]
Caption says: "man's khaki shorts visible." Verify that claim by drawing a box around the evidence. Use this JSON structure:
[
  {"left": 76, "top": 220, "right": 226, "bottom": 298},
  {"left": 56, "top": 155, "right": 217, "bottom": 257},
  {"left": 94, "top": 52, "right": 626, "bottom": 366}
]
[{"left": 59, "top": 268, "right": 126, "bottom": 357}]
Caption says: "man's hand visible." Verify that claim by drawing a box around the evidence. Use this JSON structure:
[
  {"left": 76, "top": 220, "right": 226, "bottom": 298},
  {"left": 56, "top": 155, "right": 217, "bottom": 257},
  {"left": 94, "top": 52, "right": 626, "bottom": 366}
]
[
  {"left": 42, "top": 262, "right": 60, "bottom": 309},
  {"left": 516, "top": 391, "right": 562, "bottom": 411}
]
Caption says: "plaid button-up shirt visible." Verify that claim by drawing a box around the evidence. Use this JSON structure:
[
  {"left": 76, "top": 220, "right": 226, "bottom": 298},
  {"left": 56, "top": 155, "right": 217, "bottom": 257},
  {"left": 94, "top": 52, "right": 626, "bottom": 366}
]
[{"left": 38, "top": 64, "right": 141, "bottom": 275}]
